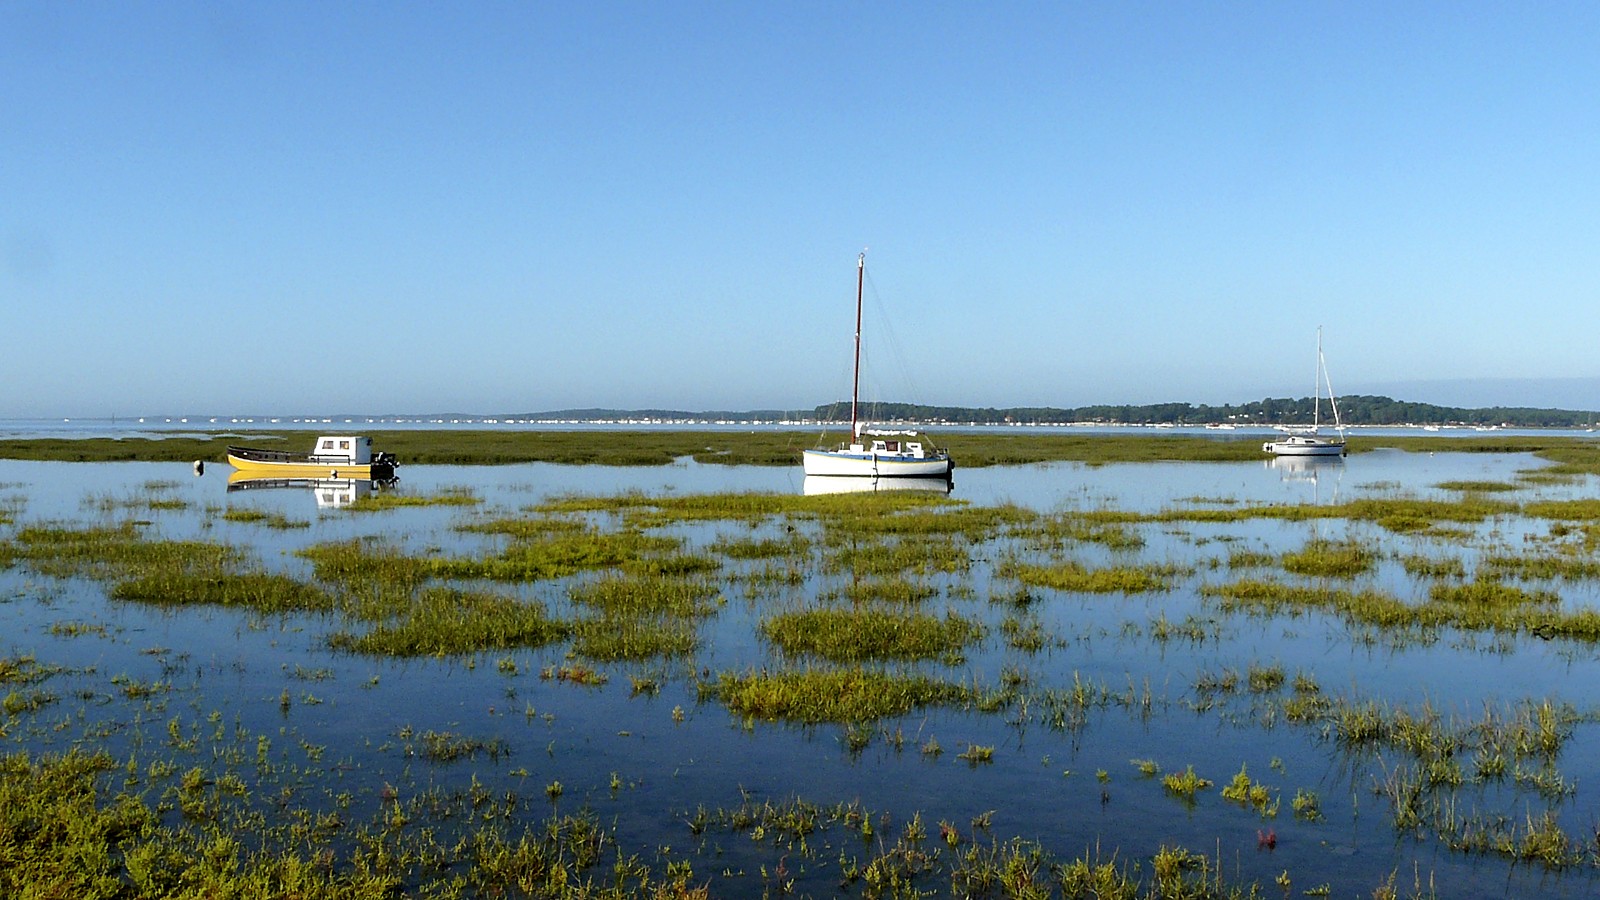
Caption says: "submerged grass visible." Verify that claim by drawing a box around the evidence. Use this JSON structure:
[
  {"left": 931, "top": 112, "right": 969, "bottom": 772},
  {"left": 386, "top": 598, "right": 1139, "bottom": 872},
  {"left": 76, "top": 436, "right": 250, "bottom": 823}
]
[
  {"left": 348, "top": 486, "right": 480, "bottom": 511},
  {"left": 1205, "top": 576, "right": 1600, "bottom": 641},
  {"left": 1005, "top": 559, "right": 1177, "bottom": 594},
  {"left": 568, "top": 574, "right": 720, "bottom": 662},
  {"left": 329, "top": 586, "right": 569, "bottom": 656},
  {"left": 302, "top": 529, "right": 686, "bottom": 587},
  {"left": 1281, "top": 538, "right": 1378, "bottom": 578},
  {"left": 711, "top": 667, "right": 969, "bottom": 723},
  {"left": 111, "top": 570, "right": 334, "bottom": 613},
  {"left": 762, "top": 607, "right": 983, "bottom": 662},
  {"left": 9, "top": 523, "right": 242, "bottom": 580}
]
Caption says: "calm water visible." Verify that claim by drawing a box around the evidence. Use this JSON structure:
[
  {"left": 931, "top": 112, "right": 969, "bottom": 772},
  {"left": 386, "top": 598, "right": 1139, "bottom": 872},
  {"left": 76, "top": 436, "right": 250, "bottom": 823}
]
[{"left": 2, "top": 450, "right": 1598, "bottom": 897}]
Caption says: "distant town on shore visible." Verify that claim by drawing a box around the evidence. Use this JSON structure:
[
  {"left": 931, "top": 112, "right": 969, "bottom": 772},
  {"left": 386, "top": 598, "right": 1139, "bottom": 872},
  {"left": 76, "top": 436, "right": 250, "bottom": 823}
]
[{"left": 517, "top": 396, "right": 1600, "bottom": 429}]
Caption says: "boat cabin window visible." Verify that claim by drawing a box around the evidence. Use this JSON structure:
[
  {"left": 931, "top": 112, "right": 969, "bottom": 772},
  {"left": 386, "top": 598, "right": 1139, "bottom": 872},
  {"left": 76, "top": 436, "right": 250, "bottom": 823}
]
[
  {"left": 321, "top": 440, "right": 335, "bottom": 450},
  {"left": 884, "top": 441, "right": 899, "bottom": 452},
  {"left": 339, "top": 440, "right": 351, "bottom": 450}
]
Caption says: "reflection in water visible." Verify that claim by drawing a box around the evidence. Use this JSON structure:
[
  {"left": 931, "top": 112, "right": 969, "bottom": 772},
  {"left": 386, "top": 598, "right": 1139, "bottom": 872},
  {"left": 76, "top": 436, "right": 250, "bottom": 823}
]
[
  {"left": 226, "top": 471, "right": 397, "bottom": 508},
  {"left": 802, "top": 475, "right": 953, "bottom": 496},
  {"left": 1266, "top": 454, "right": 1343, "bottom": 504}
]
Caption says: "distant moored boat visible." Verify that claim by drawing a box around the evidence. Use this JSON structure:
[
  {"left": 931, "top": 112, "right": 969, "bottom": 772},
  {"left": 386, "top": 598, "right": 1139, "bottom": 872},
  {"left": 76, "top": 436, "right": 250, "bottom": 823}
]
[
  {"left": 226, "top": 435, "right": 398, "bottom": 479},
  {"left": 801, "top": 253, "right": 954, "bottom": 479},
  {"left": 1263, "top": 328, "right": 1346, "bottom": 458}
]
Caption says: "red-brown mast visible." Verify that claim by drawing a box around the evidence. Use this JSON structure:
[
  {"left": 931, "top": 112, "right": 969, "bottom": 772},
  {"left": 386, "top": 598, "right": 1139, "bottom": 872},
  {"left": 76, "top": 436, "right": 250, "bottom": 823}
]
[{"left": 851, "top": 252, "right": 864, "bottom": 441}]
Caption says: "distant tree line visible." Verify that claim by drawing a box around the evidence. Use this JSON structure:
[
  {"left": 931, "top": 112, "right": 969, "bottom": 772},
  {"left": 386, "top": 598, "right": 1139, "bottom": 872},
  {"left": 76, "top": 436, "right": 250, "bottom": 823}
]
[
  {"left": 810, "top": 396, "right": 1600, "bottom": 428},
  {"left": 523, "top": 398, "right": 1600, "bottom": 428}
]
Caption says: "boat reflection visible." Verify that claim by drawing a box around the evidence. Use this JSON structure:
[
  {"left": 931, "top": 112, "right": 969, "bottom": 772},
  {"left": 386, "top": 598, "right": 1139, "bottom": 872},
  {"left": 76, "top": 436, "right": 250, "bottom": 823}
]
[
  {"left": 1265, "top": 454, "right": 1343, "bottom": 506},
  {"left": 1266, "top": 454, "right": 1344, "bottom": 482},
  {"left": 227, "top": 471, "right": 397, "bottom": 508},
  {"left": 802, "top": 475, "right": 953, "bottom": 496}
]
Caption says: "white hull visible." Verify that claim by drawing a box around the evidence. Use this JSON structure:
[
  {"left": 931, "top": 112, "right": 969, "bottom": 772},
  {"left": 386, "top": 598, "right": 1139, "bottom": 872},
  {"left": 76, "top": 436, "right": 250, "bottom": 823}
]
[
  {"left": 803, "top": 475, "right": 953, "bottom": 495},
  {"left": 802, "top": 448, "right": 954, "bottom": 478},
  {"left": 1263, "top": 437, "right": 1345, "bottom": 457}
]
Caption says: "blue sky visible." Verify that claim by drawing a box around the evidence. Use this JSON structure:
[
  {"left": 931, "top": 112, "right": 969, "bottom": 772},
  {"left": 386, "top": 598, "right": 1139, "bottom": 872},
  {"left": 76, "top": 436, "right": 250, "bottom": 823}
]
[{"left": 4, "top": 2, "right": 1599, "bottom": 417}]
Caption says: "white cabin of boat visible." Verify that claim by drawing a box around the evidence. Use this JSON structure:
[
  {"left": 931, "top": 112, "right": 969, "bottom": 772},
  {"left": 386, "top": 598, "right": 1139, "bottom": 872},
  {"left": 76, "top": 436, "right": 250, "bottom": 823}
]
[
  {"left": 848, "top": 426, "right": 936, "bottom": 460},
  {"left": 308, "top": 436, "right": 375, "bottom": 465}
]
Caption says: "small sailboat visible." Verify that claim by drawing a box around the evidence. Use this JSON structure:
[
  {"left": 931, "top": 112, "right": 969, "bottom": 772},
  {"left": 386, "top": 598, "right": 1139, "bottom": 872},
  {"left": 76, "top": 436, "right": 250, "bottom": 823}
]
[
  {"left": 1263, "top": 328, "right": 1346, "bottom": 458},
  {"left": 801, "top": 253, "right": 954, "bottom": 479}
]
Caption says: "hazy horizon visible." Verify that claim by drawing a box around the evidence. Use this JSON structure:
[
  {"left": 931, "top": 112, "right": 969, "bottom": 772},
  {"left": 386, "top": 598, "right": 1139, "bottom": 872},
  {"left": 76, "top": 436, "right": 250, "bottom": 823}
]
[{"left": 11, "top": 375, "right": 1600, "bottom": 421}]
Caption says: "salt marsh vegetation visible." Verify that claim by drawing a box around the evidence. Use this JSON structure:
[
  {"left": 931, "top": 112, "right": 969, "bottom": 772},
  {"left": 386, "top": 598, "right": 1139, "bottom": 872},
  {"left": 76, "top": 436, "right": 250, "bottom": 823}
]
[{"left": 4, "top": 439, "right": 1600, "bottom": 896}]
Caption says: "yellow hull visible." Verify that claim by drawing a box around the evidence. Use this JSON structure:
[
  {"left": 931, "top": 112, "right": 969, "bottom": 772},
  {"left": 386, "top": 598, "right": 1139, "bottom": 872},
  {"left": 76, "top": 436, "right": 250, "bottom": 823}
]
[{"left": 226, "top": 454, "right": 385, "bottom": 479}]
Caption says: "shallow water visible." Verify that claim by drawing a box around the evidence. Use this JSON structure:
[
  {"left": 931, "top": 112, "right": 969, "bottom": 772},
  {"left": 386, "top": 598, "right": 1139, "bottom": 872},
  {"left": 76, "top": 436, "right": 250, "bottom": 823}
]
[{"left": 3, "top": 450, "right": 1599, "bottom": 897}]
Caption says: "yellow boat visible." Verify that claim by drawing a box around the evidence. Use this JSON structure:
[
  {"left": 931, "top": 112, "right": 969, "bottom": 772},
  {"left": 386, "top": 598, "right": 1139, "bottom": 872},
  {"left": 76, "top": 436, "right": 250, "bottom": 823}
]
[{"left": 226, "top": 435, "right": 397, "bottom": 479}]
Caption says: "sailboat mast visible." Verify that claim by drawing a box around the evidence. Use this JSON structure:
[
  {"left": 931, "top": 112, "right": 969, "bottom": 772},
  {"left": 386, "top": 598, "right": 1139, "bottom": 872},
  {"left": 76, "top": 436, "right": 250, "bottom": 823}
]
[
  {"left": 851, "top": 252, "right": 864, "bottom": 440},
  {"left": 1313, "top": 326, "right": 1323, "bottom": 430}
]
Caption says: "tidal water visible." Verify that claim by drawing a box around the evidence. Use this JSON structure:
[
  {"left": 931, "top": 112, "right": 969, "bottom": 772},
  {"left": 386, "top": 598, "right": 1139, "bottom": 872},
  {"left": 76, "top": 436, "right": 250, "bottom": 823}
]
[{"left": 2, "top": 449, "right": 1598, "bottom": 897}]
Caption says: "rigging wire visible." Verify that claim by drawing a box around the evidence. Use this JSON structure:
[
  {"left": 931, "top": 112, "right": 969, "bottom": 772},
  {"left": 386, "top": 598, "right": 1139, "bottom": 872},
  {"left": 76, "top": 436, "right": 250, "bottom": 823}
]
[{"left": 859, "top": 264, "right": 931, "bottom": 425}]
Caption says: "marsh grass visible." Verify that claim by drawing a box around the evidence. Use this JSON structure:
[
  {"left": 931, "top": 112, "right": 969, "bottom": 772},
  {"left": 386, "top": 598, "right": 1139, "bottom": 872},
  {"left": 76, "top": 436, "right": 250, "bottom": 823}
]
[
  {"left": 761, "top": 607, "right": 983, "bottom": 662},
  {"left": 349, "top": 486, "right": 480, "bottom": 511},
  {"left": 1004, "top": 558, "right": 1178, "bottom": 594},
  {"left": 409, "top": 728, "right": 510, "bottom": 762},
  {"left": 825, "top": 534, "right": 973, "bottom": 578},
  {"left": 0, "top": 742, "right": 712, "bottom": 900},
  {"left": 1402, "top": 555, "right": 1467, "bottom": 579},
  {"left": 1479, "top": 552, "right": 1600, "bottom": 582},
  {"left": 220, "top": 508, "right": 309, "bottom": 529},
  {"left": 1436, "top": 480, "right": 1519, "bottom": 493},
  {"left": 8, "top": 522, "right": 330, "bottom": 614},
  {"left": 1220, "top": 765, "right": 1277, "bottom": 816},
  {"left": 998, "top": 613, "right": 1049, "bottom": 652},
  {"left": 112, "top": 571, "right": 334, "bottom": 613},
  {"left": 10, "top": 523, "right": 241, "bottom": 580},
  {"left": 835, "top": 575, "right": 940, "bottom": 605},
  {"left": 711, "top": 666, "right": 968, "bottom": 723},
  {"left": 329, "top": 586, "right": 569, "bottom": 656},
  {"left": 1204, "top": 576, "right": 1600, "bottom": 642},
  {"left": 1523, "top": 499, "right": 1600, "bottom": 521},
  {"left": 86, "top": 485, "right": 190, "bottom": 513},
  {"left": 1017, "top": 511, "right": 1147, "bottom": 551},
  {"left": 436, "top": 530, "right": 684, "bottom": 581},
  {"left": 305, "top": 528, "right": 687, "bottom": 587},
  {"left": 710, "top": 532, "right": 812, "bottom": 560},
  {"left": 569, "top": 574, "right": 718, "bottom": 661},
  {"left": 15, "top": 453, "right": 1600, "bottom": 889},
  {"left": 0, "top": 654, "right": 64, "bottom": 685},
  {"left": 1281, "top": 538, "right": 1377, "bottom": 578},
  {"left": 299, "top": 538, "right": 434, "bottom": 590},
  {"left": 1161, "top": 766, "right": 1213, "bottom": 802},
  {"left": 458, "top": 514, "right": 590, "bottom": 540}
]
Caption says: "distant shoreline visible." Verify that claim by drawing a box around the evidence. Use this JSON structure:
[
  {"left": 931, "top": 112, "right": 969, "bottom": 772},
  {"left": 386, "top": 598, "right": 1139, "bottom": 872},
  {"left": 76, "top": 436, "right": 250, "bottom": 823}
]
[{"left": 8, "top": 391, "right": 1599, "bottom": 431}]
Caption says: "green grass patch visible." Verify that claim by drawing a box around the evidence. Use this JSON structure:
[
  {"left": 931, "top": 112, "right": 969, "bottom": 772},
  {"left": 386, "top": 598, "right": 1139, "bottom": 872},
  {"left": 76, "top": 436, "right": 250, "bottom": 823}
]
[
  {"left": 567, "top": 574, "right": 720, "bottom": 661},
  {"left": 221, "top": 508, "right": 310, "bottom": 529},
  {"left": 762, "top": 607, "right": 983, "bottom": 662},
  {"left": 329, "top": 586, "right": 569, "bottom": 656},
  {"left": 1435, "top": 480, "right": 1519, "bottom": 493},
  {"left": 712, "top": 666, "right": 968, "bottom": 723},
  {"left": 350, "top": 486, "right": 480, "bottom": 510},
  {"left": 1005, "top": 560, "right": 1175, "bottom": 594},
  {"left": 1281, "top": 538, "right": 1377, "bottom": 578},
  {"left": 111, "top": 571, "right": 334, "bottom": 613}
]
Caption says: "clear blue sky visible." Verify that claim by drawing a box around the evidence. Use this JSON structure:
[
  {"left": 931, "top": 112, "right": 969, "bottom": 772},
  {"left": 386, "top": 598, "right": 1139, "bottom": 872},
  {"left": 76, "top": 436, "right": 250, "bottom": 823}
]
[{"left": 5, "top": 2, "right": 1599, "bottom": 417}]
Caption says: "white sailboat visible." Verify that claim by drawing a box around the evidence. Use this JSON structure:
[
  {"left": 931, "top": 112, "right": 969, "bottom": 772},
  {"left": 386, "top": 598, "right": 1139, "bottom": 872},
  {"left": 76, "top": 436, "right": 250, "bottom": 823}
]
[
  {"left": 1263, "top": 327, "right": 1346, "bottom": 458},
  {"left": 801, "top": 253, "right": 954, "bottom": 479}
]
